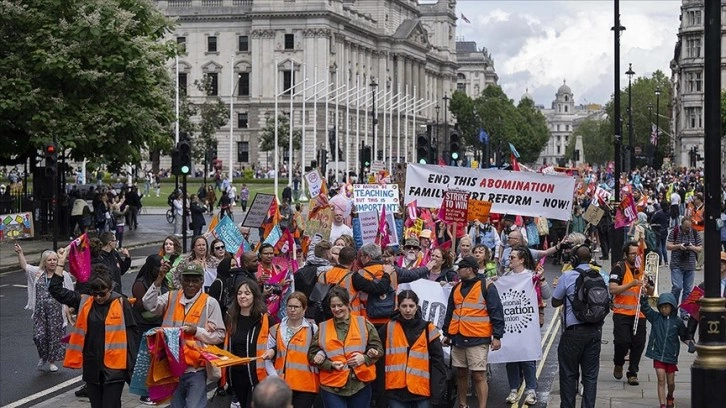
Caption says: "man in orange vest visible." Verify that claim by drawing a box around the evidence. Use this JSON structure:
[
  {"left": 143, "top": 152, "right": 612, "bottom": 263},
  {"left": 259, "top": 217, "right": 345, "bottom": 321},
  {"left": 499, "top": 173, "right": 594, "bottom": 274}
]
[
  {"left": 687, "top": 193, "right": 705, "bottom": 269},
  {"left": 442, "top": 256, "right": 505, "bottom": 408},
  {"left": 608, "top": 241, "right": 648, "bottom": 386},
  {"left": 143, "top": 262, "right": 226, "bottom": 407}
]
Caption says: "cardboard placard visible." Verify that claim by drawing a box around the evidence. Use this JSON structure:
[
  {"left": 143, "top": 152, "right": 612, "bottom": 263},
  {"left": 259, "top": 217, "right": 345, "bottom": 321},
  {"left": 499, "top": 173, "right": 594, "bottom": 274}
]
[
  {"left": 241, "top": 193, "right": 276, "bottom": 228},
  {"left": 442, "top": 190, "right": 470, "bottom": 224},
  {"left": 467, "top": 199, "right": 492, "bottom": 223},
  {"left": 0, "top": 212, "right": 34, "bottom": 241},
  {"left": 582, "top": 205, "right": 604, "bottom": 226},
  {"left": 305, "top": 207, "right": 333, "bottom": 241}
]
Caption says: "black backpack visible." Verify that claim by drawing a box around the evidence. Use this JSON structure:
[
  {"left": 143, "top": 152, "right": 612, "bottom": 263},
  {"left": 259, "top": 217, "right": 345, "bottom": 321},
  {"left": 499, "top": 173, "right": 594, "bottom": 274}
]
[
  {"left": 569, "top": 267, "right": 610, "bottom": 324},
  {"left": 308, "top": 270, "right": 352, "bottom": 323},
  {"left": 361, "top": 269, "right": 396, "bottom": 319}
]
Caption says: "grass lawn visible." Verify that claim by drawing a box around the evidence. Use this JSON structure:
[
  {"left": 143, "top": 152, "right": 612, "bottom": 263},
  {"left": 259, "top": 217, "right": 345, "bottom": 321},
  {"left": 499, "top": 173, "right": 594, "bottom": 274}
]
[{"left": 139, "top": 182, "right": 285, "bottom": 207}]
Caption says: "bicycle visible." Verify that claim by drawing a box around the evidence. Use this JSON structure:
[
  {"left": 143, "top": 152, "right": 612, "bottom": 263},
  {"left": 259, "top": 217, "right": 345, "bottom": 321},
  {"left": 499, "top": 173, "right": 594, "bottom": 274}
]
[{"left": 166, "top": 208, "right": 175, "bottom": 224}]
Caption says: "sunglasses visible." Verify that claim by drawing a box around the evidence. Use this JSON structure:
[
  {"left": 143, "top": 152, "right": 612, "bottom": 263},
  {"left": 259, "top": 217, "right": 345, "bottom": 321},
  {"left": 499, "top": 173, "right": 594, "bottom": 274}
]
[
  {"left": 214, "top": 245, "right": 225, "bottom": 250},
  {"left": 91, "top": 289, "right": 110, "bottom": 297}
]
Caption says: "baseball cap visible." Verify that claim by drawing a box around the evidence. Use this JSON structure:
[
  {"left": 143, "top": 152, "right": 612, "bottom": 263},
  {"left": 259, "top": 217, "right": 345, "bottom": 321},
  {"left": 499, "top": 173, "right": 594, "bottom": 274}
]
[
  {"left": 180, "top": 263, "right": 204, "bottom": 276},
  {"left": 456, "top": 256, "right": 479, "bottom": 270}
]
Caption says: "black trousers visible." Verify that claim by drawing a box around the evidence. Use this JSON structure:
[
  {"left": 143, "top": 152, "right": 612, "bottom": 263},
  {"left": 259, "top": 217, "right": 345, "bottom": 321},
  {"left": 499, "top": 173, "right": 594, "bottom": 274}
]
[
  {"left": 86, "top": 380, "right": 125, "bottom": 408},
  {"left": 558, "top": 325, "right": 602, "bottom": 408},
  {"left": 292, "top": 390, "right": 317, "bottom": 408},
  {"left": 612, "top": 313, "right": 647, "bottom": 376},
  {"left": 229, "top": 367, "right": 254, "bottom": 407}
]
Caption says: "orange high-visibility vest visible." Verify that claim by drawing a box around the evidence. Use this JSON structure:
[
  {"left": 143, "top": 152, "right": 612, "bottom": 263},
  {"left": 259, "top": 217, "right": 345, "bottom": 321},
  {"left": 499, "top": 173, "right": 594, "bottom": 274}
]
[
  {"left": 322, "top": 267, "right": 359, "bottom": 315},
  {"left": 65, "top": 295, "right": 127, "bottom": 370},
  {"left": 318, "top": 315, "right": 376, "bottom": 387},
  {"left": 448, "top": 280, "right": 492, "bottom": 338},
  {"left": 612, "top": 263, "right": 645, "bottom": 318},
  {"left": 384, "top": 320, "right": 440, "bottom": 397},
  {"left": 255, "top": 314, "right": 270, "bottom": 383},
  {"left": 270, "top": 323, "right": 319, "bottom": 393},
  {"left": 358, "top": 264, "right": 398, "bottom": 325},
  {"left": 163, "top": 290, "right": 209, "bottom": 368},
  {"left": 692, "top": 204, "right": 705, "bottom": 232}
]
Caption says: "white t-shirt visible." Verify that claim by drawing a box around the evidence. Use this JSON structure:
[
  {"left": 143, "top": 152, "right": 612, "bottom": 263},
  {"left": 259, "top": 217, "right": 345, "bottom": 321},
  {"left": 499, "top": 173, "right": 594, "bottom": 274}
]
[
  {"left": 329, "top": 223, "right": 353, "bottom": 244},
  {"left": 671, "top": 191, "right": 681, "bottom": 206}
]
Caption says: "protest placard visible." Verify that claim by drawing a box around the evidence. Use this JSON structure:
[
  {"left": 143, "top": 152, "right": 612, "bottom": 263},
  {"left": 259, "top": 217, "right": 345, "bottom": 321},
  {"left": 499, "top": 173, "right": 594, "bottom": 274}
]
[
  {"left": 213, "top": 215, "right": 246, "bottom": 253},
  {"left": 242, "top": 193, "right": 276, "bottom": 228},
  {"left": 404, "top": 163, "right": 575, "bottom": 221},
  {"left": 304, "top": 170, "right": 324, "bottom": 199},
  {"left": 467, "top": 199, "right": 492, "bottom": 223},
  {"left": 353, "top": 184, "right": 400, "bottom": 213},
  {"left": 398, "top": 280, "right": 452, "bottom": 329},
  {"left": 582, "top": 205, "right": 605, "bottom": 226},
  {"left": 305, "top": 207, "right": 333, "bottom": 241},
  {"left": 358, "top": 211, "right": 379, "bottom": 245},
  {"left": 442, "top": 190, "right": 469, "bottom": 224},
  {"left": 0, "top": 212, "right": 34, "bottom": 241}
]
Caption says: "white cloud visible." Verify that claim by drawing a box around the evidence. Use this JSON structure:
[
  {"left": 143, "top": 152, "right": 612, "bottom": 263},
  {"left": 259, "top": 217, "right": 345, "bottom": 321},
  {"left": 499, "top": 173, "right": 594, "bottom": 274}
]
[{"left": 456, "top": 1, "right": 682, "bottom": 105}]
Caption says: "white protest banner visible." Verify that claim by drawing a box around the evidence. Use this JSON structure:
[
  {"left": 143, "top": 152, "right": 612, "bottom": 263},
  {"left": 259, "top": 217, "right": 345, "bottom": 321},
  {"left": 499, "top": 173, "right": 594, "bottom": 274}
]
[
  {"left": 399, "top": 279, "right": 453, "bottom": 329},
  {"left": 487, "top": 273, "right": 542, "bottom": 364},
  {"left": 404, "top": 163, "right": 575, "bottom": 221},
  {"left": 358, "top": 211, "right": 379, "bottom": 245},
  {"left": 304, "top": 170, "right": 324, "bottom": 198},
  {"left": 353, "top": 184, "right": 400, "bottom": 213},
  {"left": 242, "top": 193, "right": 275, "bottom": 228}
]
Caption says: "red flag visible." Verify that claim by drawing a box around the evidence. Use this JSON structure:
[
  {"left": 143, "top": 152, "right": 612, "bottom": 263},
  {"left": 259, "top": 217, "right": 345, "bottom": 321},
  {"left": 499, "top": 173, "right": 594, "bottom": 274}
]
[
  {"left": 262, "top": 198, "right": 280, "bottom": 239},
  {"left": 275, "top": 229, "right": 295, "bottom": 254},
  {"left": 438, "top": 157, "right": 446, "bottom": 166},
  {"left": 375, "top": 207, "right": 391, "bottom": 248},
  {"left": 69, "top": 233, "right": 91, "bottom": 283},
  {"left": 510, "top": 154, "right": 521, "bottom": 171}
]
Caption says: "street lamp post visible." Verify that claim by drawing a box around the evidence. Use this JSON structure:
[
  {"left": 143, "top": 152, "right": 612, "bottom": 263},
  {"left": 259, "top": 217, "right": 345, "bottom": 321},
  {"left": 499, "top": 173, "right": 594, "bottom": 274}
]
[
  {"left": 626, "top": 63, "right": 635, "bottom": 172},
  {"left": 435, "top": 104, "right": 440, "bottom": 162},
  {"left": 611, "top": 1, "right": 626, "bottom": 264},
  {"left": 442, "top": 94, "right": 449, "bottom": 163},
  {"left": 654, "top": 87, "right": 661, "bottom": 167},
  {"left": 368, "top": 78, "right": 378, "bottom": 179}
]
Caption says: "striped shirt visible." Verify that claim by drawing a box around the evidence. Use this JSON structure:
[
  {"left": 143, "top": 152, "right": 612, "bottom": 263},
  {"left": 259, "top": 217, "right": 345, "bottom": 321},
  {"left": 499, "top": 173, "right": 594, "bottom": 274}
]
[{"left": 667, "top": 227, "right": 700, "bottom": 270}]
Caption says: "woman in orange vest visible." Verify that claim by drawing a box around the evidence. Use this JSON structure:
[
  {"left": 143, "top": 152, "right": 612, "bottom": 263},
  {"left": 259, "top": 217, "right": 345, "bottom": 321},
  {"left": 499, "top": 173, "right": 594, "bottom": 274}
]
[
  {"left": 225, "top": 278, "right": 274, "bottom": 408},
  {"left": 378, "top": 290, "right": 446, "bottom": 408},
  {"left": 266, "top": 291, "right": 319, "bottom": 408},
  {"left": 48, "top": 253, "right": 139, "bottom": 408},
  {"left": 308, "top": 286, "right": 383, "bottom": 407}
]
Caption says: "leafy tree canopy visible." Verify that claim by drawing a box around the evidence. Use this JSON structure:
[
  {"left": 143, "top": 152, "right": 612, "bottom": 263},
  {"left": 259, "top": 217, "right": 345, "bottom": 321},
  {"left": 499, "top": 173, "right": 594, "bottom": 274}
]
[
  {"left": 0, "top": 0, "right": 176, "bottom": 169},
  {"left": 259, "top": 115, "right": 302, "bottom": 154}
]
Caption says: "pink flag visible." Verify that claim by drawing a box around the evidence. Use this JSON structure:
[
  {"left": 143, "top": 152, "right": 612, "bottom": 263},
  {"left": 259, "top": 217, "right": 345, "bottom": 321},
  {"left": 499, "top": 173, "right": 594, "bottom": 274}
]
[
  {"left": 375, "top": 207, "right": 391, "bottom": 248},
  {"left": 68, "top": 233, "right": 91, "bottom": 283}
]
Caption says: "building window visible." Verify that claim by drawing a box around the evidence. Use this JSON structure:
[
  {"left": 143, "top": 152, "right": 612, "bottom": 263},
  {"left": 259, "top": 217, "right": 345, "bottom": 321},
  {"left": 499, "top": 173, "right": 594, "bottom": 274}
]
[
  {"left": 566, "top": 125, "right": 570, "bottom": 131},
  {"left": 686, "top": 71, "right": 703, "bottom": 93},
  {"left": 238, "top": 35, "right": 249, "bottom": 52},
  {"left": 238, "top": 113, "right": 248, "bottom": 128},
  {"left": 177, "top": 36, "right": 186, "bottom": 53},
  {"left": 206, "top": 72, "right": 218, "bottom": 95},
  {"left": 687, "top": 10, "right": 702, "bottom": 26},
  {"left": 284, "top": 34, "right": 294, "bottom": 50},
  {"left": 686, "top": 107, "right": 702, "bottom": 129},
  {"left": 686, "top": 37, "right": 701, "bottom": 58},
  {"left": 564, "top": 105, "right": 568, "bottom": 113},
  {"left": 556, "top": 124, "right": 560, "bottom": 131},
  {"left": 178, "top": 73, "right": 188, "bottom": 95},
  {"left": 237, "top": 141, "right": 249, "bottom": 163},
  {"left": 283, "top": 70, "right": 294, "bottom": 94},
  {"left": 207, "top": 36, "right": 217, "bottom": 53},
  {"left": 457, "top": 83, "right": 466, "bottom": 93},
  {"left": 557, "top": 146, "right": 561, "bottom": 154},
  {"left": 239, "top": 72, "right": 250, "bottom": 96}
]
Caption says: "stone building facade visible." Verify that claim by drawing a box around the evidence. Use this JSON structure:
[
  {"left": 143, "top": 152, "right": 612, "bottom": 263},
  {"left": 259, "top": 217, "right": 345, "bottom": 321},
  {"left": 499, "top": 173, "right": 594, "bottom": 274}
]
[
  {"left": 455, "top": 41, "right": 498, "bottom": 97},
  {"left": 154, "top": 0, "right": 467, "bottom": 176}
]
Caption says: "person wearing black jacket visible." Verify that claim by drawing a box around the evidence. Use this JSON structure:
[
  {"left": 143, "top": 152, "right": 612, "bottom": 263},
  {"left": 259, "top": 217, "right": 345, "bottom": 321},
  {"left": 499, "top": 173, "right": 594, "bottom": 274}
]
[
  {"left": 189, "top": 194, "right": 207, "bottom": 237},
  {"left": 378, "top": 290, "right": 447, "bottom": 408},
  {"left": 650, "top": 202, "right": 671, "bottom": 266},
  {"left": 49, "top": 258, "right": 139, "bottom": 408},
  {"left": 98, "top": 232, "right": 131, "bottom": 295},
  {"left": 124, "top": 186, "right": 142, "bottom": 231}
]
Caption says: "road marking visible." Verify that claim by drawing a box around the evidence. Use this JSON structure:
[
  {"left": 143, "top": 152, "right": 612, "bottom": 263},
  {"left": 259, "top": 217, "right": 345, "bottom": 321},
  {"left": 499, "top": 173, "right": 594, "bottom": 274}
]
[
  {"left": 2, "top": 375, "right": 83, "bottom": 408},
  {"left": 512, "top": 306, "right": 561, "bottom": 408},
  {"left": 12, "top": 284, "right": 27, "bottom": 288},
  {"left": 0, "top": 284, "right": 8, "bottom": 288}
]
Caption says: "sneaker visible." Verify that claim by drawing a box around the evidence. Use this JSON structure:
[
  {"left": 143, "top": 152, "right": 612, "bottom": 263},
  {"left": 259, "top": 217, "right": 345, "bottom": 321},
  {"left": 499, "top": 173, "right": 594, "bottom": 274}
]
[
  {"left": 139, "top": 397, "right": 156, "bottom": 406},
  {"left": 613, "top": 365, "right": 623, "bottom": 379},
  {"left": 627, "top": 375, "right": 639, "bottom": 386},
  {"left": 75, "top": 384, "right": 88, "bottom": 398},
  {"left": 505, "top": 390, "right": 518, "bottom": 404},
  {"left": 666, "top": 397, "right": 675, "bottom": 408},
  {"left": 49, "top": 363, "right": 59, "bottom": 372},
  {"left": 524, "top": 390, "right": 537, "bottom": 405},
  {"left": 230, "top": 401, "right": 241, "bottom": 408},
  {"left": 37, "top": 359, "right": 46, "bottom": 370}
]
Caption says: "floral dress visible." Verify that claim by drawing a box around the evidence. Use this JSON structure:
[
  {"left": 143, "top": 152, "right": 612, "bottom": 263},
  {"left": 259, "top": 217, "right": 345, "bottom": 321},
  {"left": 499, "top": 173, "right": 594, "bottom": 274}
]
[{"left": 26, "top": 266, "right": 67, "bottom": 363}]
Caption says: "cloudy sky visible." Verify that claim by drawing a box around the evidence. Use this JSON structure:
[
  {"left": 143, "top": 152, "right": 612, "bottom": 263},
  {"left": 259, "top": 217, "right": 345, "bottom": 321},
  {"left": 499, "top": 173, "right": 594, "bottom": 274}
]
[{"left": 454, "top": 1, "right": 682, "bottom": 106}]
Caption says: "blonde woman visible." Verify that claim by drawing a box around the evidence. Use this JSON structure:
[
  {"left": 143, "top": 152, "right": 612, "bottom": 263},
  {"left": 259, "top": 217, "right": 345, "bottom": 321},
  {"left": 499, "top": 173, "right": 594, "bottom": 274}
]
[{"left": 15, "top": 243, "right": 74, "bottom": 372}]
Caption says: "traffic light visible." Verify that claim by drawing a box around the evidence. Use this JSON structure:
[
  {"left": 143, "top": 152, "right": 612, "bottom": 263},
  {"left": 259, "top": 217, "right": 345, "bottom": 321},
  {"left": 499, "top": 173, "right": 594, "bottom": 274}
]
[
  {"left": 362, "top": 146, "right": 372, "bottom": 167},
  {"left": 416, "top": 134, "right": 430, "bottom": 164},
  {"left": 179, "top": 141, "right": 192, "bottom": 175},
  {"left": 450, "top": 131, "right": 461, "bottom": 165},
  {"left": 44, "top": 143, "right": 58, "bottom": 177},
  {"left": 171, "top": 147, "right": 181, "bottom": 175}
]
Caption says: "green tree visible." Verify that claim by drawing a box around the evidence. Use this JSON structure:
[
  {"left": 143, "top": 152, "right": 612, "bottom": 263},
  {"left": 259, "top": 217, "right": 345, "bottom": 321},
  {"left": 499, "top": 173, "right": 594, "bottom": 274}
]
[
  {"left": 0, "top": 0, "right": 176, "bottom": 170},
  {"left": 259, "top": 115, "right": 302, "bottom": 163},
  {"left": 191, "top": 77, "right": 228, "bottom": 164},
  {"left": 565, "top": 118, "right": 612, "bottom": 165}
]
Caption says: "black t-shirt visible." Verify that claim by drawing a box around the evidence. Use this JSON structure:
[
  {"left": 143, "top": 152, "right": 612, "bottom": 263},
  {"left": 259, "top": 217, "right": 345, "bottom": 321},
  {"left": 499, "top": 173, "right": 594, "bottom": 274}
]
[{"left": 231, "top": 315, "right": 259, "bottom": 358}]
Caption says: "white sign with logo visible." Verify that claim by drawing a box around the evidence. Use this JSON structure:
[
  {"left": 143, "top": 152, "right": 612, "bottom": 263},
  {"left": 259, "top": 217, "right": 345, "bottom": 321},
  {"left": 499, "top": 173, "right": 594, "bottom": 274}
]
[
  {"left": 488, "top": 273, "right": 543, "bottom": 363},
  {"left": 304, "top": 170, "right": 324, "bottom": 198},
  {"left": 399, "top": 279, "right": 453, "bottom": 330}
]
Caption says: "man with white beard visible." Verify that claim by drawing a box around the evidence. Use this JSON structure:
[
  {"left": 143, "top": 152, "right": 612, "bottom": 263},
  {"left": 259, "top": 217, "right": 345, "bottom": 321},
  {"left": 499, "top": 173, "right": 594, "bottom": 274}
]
[{"left": 398, "top": 238, "right": 424, "bottom": 269}]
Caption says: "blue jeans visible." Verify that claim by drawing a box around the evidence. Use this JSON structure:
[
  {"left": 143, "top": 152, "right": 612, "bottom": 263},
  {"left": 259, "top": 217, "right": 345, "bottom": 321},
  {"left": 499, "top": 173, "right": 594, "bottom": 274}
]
[
  {"left": 387, "top": 399, "right": 431, "bottom": 408},
  {"left": 558, "top": 326, "right": 602, "bottom": 408},
  {"left": 320, "top": 384, "right": 371, "bottom": 408},
  {"left": 670, "top": 267, "right": 695, "bottom": 309},
  {"left": 505, "top": 360, "right": 537, "bottom": 391},
  {"left": 659, "top": 231, "right": 668, "bottom": 264},
  {"left": 170, "top": 370, "right": 207, "bottom": 408}
]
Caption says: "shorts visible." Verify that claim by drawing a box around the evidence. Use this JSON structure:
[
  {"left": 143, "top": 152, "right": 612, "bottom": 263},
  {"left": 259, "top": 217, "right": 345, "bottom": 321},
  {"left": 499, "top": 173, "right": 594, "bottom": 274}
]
[
  {"left": 654, "top": 360, "right": 678, "bottom": 373},
  {"left": 451, "top": 344, "right": 489, "bottom": 371}
]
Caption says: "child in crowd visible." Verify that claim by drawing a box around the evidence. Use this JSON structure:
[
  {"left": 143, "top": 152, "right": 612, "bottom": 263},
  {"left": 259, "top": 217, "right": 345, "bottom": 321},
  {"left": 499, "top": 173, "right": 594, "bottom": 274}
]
[{"left": 639, "top": 291, "right": 692, "bottom": 408}]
